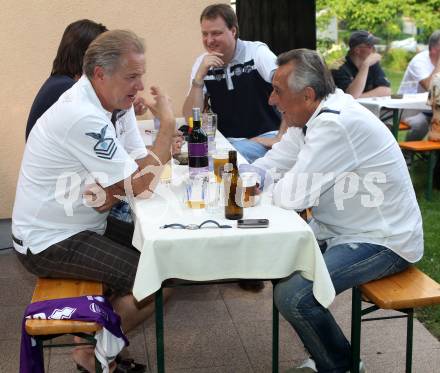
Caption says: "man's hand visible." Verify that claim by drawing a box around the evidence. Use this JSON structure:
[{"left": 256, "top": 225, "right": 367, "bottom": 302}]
[
  {"left": 133, "top": 96, "right": 148, "bottom": 116},
  {"left": 172, "top": 130, "right": 184, "bottom": 155},
  {"left": 144, "top": 86, "right": 175, "bottom": 127},
  {"left": 195, "top": 52, "right": 225, "bottom": 81},
  {"left": 362, "top": 52, "right": 382, "bottom": 68},
  {"left": 83, "top": 183, "right": 120, "bottom": 213}
]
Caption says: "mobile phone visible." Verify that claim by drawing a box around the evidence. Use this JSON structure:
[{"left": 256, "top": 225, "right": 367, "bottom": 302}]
[
  {"left": 237, "top": 219, "right": 269, "bottom": 228},
  {"left": 391, "top": 94, "right": 403, "bottom": 99}
]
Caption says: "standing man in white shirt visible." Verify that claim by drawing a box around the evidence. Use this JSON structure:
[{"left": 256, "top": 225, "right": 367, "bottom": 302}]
[
  {"left": 250, "top": 49, "right": 423, "bottom": 373},
  {"left": 399, "top": 30, "right": 440, "bottom": 141},
  {"left": 12, "top": 30, "right": 175, "bottom": 372}
]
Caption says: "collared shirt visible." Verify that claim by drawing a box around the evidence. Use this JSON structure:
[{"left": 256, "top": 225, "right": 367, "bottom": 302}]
[
  {"left": 253, "top": 89, "right": 423, "bottom": 263},
  {"left": 189, "top": 39, "right": 280, "bottom": 138},
  {"left": 399, "top": 50, "right": 435, "bottom": 94},
  {"left": 333, "top": 55, "right": 390, "bottom": 93},
  {"left": 12, "top": 75, "right": 148, "bottom": 254}
]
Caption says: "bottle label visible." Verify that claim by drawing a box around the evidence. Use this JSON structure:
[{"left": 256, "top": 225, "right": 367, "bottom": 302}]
[
  {"left": 188, "top": 143, "right": 208, "bottom": 156},
  {"left": 189, "top": 166, "right": 209, "bottom": 178}
]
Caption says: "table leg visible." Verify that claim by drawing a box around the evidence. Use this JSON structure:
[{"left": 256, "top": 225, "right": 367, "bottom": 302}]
[
  {"left": 155, "top": 288, "right": 165, "bottom": 373},
  {"left": 272, "top": 280, "right": 279, "bottom": 373}
]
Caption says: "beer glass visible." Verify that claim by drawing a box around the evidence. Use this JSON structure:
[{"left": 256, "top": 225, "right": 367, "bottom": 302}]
[{"left": 212, "top": 150, "right": 229, "bottom": 183}]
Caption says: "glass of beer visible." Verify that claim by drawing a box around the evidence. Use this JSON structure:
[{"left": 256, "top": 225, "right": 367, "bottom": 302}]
[
  {"left": 184, "top": 175, "right": 207, "bottom": 209},
  {"left": 160, "top": 160, "right": 172, "bottom": 183},
  {"left": 213, "top": 150, "right": 229, "bottom": 183},
  {"left": 239, "top": 172, "right": 259, "bottom": 208}
]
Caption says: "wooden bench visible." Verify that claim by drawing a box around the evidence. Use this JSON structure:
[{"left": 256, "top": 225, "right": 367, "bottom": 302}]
[
  {"left": 26, "top": 278, "right": 103, "bottom": 372},
  {"left": 399, "top": 122, "right": 411, "bottom": 131},
  {"left": 399, "top": 140, "right": 440, "bottom": 200},
  {"left": 350, "top": 266, "right": 440, "bottom": 373}
]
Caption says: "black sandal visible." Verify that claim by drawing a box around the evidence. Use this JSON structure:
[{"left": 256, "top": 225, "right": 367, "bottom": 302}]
[{"left": 114, "top": 358, "right": 146, "bottom": 373}]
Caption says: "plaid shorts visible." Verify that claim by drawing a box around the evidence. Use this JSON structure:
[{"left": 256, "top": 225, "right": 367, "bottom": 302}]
[{"left": 16, "top": 217, "right": 138, "bottom": 295}]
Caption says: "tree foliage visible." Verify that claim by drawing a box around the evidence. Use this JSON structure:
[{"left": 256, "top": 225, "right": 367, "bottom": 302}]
[{"left": 317, "top": 0, "right": 440, "bottom": 44}]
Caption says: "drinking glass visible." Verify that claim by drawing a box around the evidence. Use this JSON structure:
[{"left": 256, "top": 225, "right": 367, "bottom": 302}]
[
  {"left": 184, "top": 175, "right": 208, "bottom": 209},
  {"left": 212, "top": 150, "right": 229, "bottom": 183}
]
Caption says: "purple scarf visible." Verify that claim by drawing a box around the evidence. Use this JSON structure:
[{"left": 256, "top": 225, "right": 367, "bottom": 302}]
[{"left": 21, "top": 295, "right": 128, "bottom": 373}]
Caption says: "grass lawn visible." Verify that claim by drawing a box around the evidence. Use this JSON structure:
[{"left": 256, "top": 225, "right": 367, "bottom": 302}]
[
  {"left": 383, "top": 67, "right": 440, "bottom": 339},
  {"left": 383, "top": 68, "right": 404, "bottom": 94},
  {"left": 408, "top": 161, "right": 440, "bottom": 339}
]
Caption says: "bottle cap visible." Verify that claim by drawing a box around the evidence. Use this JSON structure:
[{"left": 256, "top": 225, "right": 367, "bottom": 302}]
[{"left": 192, "top": 107, "right": 201, "bottom": 121}]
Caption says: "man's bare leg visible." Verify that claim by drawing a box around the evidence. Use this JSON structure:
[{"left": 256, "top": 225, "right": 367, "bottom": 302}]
[{"left": 72, "top": 289, "right": 173, "bottom": 370}]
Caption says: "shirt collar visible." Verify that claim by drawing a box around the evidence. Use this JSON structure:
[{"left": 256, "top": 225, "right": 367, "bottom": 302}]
[
  {"left": 302, "top": 89, "right": 343, "bottom": 131},
  {"left": 77, "top": 75, "right": 128, "bottom": 123},
  {"left": 229, "top": 39, "right": 244, "bottom": 66}
]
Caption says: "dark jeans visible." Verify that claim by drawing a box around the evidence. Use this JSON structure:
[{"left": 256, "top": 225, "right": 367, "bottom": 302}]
[{"left": 274, "top": 243, "right": 410, "bottom": 373}]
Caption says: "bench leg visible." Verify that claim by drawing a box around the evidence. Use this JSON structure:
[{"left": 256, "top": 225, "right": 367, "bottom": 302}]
[
  {"left": 350, "top": 287, "right": 362, "bottom": 373},
  {"left": 406, "top": 309, "right": 414, "bottom": 373},
  {"left": 156, "top": 288, "right": 165, "bottom": 373},
  {"left": 391, "top": 109, "right": 400, "bottom": 139},
  {"left": 427, "top": 152, "right": 436, "bottom": 200},
  {"left": 95, "top": 356, "right": 103, "bottom": 373},
  {"left": 35, "top": 337, "right": 45, "bottom": 370},
  {"left": 272, "top": 280, "right": 279, "bottom": 373}
]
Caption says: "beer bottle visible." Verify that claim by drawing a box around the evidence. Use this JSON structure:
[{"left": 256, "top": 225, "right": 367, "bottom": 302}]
[
  {"left": 188, "top": 108, "right": 209, "bottom": 178},
  {"left": 225, "top": 150, "right": 243, "bottom": 220}
]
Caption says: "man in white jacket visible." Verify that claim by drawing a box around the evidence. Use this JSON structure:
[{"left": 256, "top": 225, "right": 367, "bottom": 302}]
[{"left": 251, "top": 49, "right": 423, "bottom": 373}]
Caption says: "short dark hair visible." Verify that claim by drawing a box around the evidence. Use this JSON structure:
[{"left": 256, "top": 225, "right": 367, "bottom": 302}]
[
  {"left": 51, "top": 19, "right": 107, "bottom": 78},
  {"left": 200, "top": 3, "right": 239, "bottom": 39},
  {"left": 277, "top": 49, "right": 336, "bottom": 100}
]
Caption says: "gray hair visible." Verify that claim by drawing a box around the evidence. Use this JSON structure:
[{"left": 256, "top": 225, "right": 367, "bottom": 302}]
[
  {"left": 83, "top": 30, "right": 145, "bottom": 78},
  {"left": 276, "top": 49, "right": 336, "bottom": 100},
  {"left": 429, "top": 30, "right": 440, "bottom": 50}
]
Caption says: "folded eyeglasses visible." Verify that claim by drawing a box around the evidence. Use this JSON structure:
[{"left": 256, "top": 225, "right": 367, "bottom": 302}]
[{"left": 160, "top": 219, "right": 232, "bottom": 230}]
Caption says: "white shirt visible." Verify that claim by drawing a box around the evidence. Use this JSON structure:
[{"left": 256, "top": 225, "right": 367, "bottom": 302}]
[
  {"left": 399, "top": 50, "right": 434, "bottom": 94},
  {"left": 12, "top": 76, "right": 148, "bottom": 254},
  {"left": 253, "top": 89, "right": 423, "bottom": 263}
]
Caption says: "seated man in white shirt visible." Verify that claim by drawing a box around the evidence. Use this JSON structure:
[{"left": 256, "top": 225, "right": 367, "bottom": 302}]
[
  {"left": 12, "top": 30, "right": 175, "bottom": 372},
  {"left": 249, "top": 49, "right": 423, "bottom": 373},
  {"left": 399, "top": 30, "right": 440, "bottom": 141}
]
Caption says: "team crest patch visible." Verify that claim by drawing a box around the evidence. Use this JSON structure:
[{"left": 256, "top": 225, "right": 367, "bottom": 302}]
[
  {"left": 86, "top": 125, "right": 117, "bottom": 159},
  {"left": 49, "top": 307, "right": 76, "bottom": 320}
]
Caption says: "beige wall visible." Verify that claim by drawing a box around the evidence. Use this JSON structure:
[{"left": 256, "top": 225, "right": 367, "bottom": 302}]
[{"left": 0, "top": 0, "right": 218, "bottom": 218}]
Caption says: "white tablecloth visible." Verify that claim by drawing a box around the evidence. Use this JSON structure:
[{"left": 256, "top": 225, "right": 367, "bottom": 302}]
[
  {"left": 131, "top": 163, "right": 335, "bottom": 308},
  {"left": 357, "top": 92, "right": 431, "bottom": 117}
]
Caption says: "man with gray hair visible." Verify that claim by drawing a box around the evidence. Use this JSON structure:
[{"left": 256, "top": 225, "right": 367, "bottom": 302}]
[
  {"left": 12, "top": 30, "right": 175, "bottom": 371},
  {"left": 399, "top": 30, "right": 440, "bottom": 142},
  {"left": 249, "top": 49, "right": 423, "bottom": 372}
]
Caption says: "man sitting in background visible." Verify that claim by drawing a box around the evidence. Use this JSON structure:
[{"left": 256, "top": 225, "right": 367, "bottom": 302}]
[
  {"left": 182, "top": 3, "right": 286, "bottom": 164},
  {"left": 333, "top": 30, "right": 391, "bottom": 99},
  {"left": 398, "top": 30, "right": 440, "bottom": 142}
]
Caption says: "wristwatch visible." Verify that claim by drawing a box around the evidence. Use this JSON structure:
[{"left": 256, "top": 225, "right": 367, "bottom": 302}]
[{"left": 191, "top": 78, "right": 204, "bottom": 88}]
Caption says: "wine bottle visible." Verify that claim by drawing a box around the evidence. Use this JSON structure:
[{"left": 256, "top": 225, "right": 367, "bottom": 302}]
[
  {"left": 188, "top": 108, "right": 209, "bottom": 178},
  {"left": 224, "top": 150, "right": 243, "bottom": 220}
]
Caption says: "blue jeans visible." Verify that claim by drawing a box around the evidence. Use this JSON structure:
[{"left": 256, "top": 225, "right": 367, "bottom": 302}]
[
  {"left": 274, "top": 243, "right": 410, "bottom": 373},
  {"left": 108, "top": 200, "right": 133, "bottom": 223},
  {"left": 227, "top": 131, "right": 277, "bottom": 163}
]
